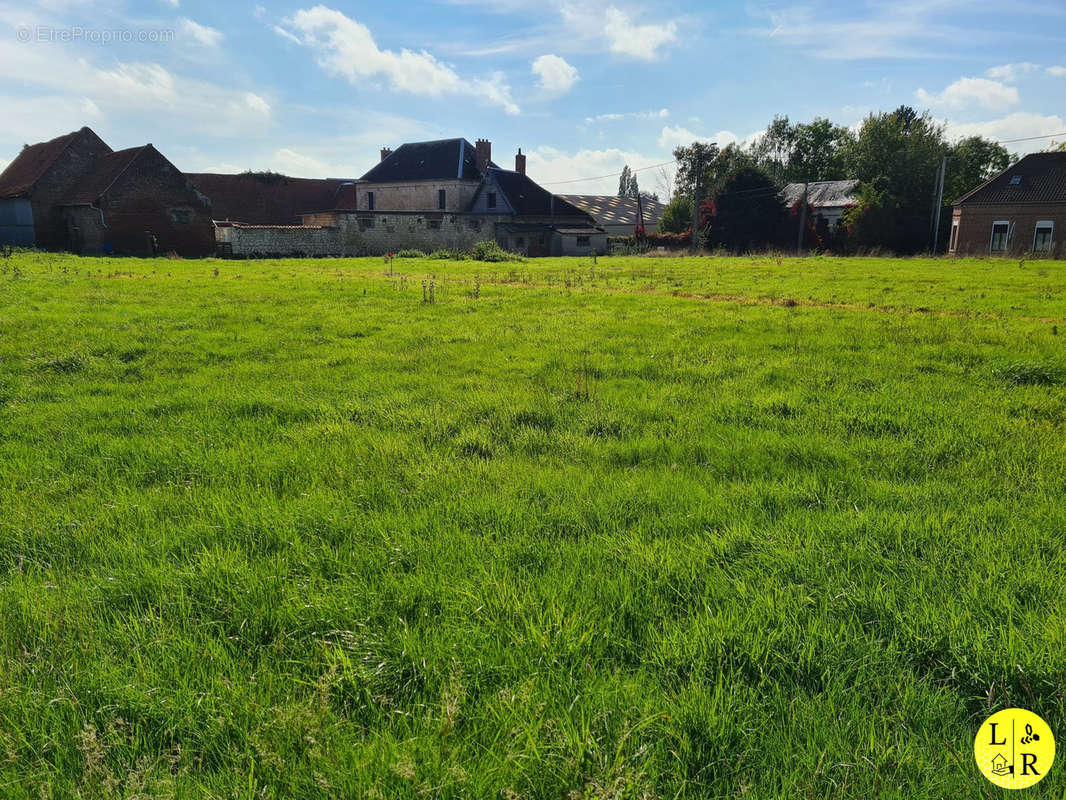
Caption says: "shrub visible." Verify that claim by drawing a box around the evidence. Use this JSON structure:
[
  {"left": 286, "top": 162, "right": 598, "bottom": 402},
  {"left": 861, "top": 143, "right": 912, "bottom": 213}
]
[
  {"left": 472, "top": 240, "right": 522, "bottom": 262},
  {"left": 427, "top": 249, "right": 460, "bottom": 260},
  {"left": 395, "top": 249, "right": 427, "bottom": 258}
]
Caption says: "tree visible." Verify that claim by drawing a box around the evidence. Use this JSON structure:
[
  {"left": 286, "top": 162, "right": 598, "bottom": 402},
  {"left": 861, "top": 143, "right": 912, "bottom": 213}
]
[
  {"left": 753, "top": 116, "right": 853, "bottom": 183},
  {"left": 617, "top": 165, "right": 639, "bottom": 198},
  {"left": 944, "top": 136, "right": 1010, "bottom": 204},
  {"left": 842, "top": 106, "right": 947, "bottom": 252},
  {"left": 703, "top": 166, "right": 785, "bottom": 252},
  {"left": 672, "top": 141, "right": 719, "bottom": 199},
  {"left": 658, "top": 195, "right": 693, "bottom": 234}
]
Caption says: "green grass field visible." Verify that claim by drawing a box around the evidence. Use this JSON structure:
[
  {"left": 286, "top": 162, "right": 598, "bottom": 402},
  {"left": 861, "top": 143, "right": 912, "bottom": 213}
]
[{"left": 1, "top": 251, "right": 1064, "bottom": 798}]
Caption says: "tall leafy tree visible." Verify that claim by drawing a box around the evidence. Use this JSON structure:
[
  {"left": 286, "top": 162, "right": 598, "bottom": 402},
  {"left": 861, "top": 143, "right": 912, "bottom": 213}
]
[
  {"left": 617, "top": 165, "right": 639, "bottom": 198},
  {"left": 671, "top": 141, "right": 720, "bottom": 199},
  {"left": 944, "top": 137, "right": 1011, "bottom": 203},
  {"left": 658, "top": 195, "right": 693, "bottom": 233},
  {"left": 754, "top": 116, "right": 853, "bottom": 183},
  {"left": 703, "top": 166, "right": 785, "bottom": 251}
]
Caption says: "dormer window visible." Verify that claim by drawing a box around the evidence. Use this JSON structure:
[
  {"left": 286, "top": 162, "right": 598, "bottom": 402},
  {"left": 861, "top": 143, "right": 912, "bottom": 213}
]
[
  {"left": 487, "top": 192, "right": 497, "bottom": 209},
  {"left": 1009, "top": 175, "right": 1021, "bottom": 186}
]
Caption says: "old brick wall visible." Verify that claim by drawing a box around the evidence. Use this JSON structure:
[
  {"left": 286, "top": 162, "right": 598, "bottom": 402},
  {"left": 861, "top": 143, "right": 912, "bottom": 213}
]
[
  {"left": 951, "top": 203, "right": 1065, "bottom": 257},
  {"left": 30, "top": 129, "right": 112, "bottom": 250}
]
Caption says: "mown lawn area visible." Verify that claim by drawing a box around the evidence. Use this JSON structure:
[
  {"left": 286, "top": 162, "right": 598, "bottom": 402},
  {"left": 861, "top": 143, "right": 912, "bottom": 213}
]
[{"left": 0, "top": 252, "right": 1064, "bottom": 798}]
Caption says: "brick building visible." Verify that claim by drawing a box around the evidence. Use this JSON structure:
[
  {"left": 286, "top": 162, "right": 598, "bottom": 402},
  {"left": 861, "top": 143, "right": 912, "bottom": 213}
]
[
  {"left": 0, "top": 127, "right": 213, "bottom": 256},
  {"left": 949, "top": 151, "right": 1066, "bottom": 257}
]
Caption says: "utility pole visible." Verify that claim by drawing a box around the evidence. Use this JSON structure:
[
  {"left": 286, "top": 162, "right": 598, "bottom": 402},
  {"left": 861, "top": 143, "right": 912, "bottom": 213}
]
[
  {"left": 931, "top": 155, "right": 948, "bottom": 254},
  {"left": 691, "top": 151, "right": 702, "bottom": 255},
  {"left": 796, "top": 182, "right": 808, "bottom": 256}
]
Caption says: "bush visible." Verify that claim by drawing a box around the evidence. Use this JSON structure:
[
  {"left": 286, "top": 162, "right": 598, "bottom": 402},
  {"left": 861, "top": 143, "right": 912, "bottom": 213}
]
[
  {"left": 472, "top": 240, "right": 522, "bottom": 262},
  {"left": 427, "top": 249, "right": 461, "bottom": 260},
  {"left": 395, "top": 249, "right": 427, "bottom": 258}
]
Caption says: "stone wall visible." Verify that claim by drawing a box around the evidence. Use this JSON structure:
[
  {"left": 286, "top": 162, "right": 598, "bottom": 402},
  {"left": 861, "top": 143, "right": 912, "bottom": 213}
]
[
  {"left": 357, "top": 180, "right": 482, "bottom": 213},
  {"left": 303, "top": 211, "right": 505, "bottom": 255},
  {"left": 219, "top": 224, "right": 343, "bottom": 257}
]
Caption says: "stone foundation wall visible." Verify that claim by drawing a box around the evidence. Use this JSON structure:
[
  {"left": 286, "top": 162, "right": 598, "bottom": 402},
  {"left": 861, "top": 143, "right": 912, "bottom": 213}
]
[{"left": 220, "top": 225, "right": 344, "bottom": 257}]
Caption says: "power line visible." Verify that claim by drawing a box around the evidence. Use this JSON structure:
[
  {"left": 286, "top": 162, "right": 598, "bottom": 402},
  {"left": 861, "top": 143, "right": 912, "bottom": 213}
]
[
  {"left": 545, "top": 160, "right": 677, "bottom": 186},
  {"left": 991, "top": 131, "right": 1066, "bottom": 144}
]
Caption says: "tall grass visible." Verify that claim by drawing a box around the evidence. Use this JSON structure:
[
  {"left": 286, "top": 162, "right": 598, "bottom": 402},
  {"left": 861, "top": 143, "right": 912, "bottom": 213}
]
[{"left": 0, "top": 252, "right": 1063, "bottom": 797}]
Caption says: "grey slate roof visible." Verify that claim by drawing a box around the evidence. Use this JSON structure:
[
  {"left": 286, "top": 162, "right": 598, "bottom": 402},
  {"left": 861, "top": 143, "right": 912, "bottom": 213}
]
[
  {"left": 485, "top": 169, "right": 588, "bottom": 217},
  {"left": 779, "top": 179, "right": 859, "bottom": 209},
  {"left": 360, "top": 138, "right": 496, "bottom": 183},
  {"left": 954, "top": 152, "right": 1066, "bottom": 205},
  {"left": 558, "top": 194, "right": 666, "bottom": 228}
]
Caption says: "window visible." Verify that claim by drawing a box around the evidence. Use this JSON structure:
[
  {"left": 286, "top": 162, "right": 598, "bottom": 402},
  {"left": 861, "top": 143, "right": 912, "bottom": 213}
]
[
  {"left": 358, "top": 216, "right": 374, "bottom": 231},
  {"left": 487, "top": 192, "right": 497, "bottom": 209},
  {"left": 169, "top": 209, "right": 190, "bottom": 224},
  {"left": 949, "top": 219, "right": 959, "bottom": 252},
  {"left": 515, "top": 237, "right": 525, "bottom": 247},
  {"left": 467, "top": 219, "right": 481, "bottom": 231},
  {"left": 367, "top": 191, "right": 374, "bottom": 211},
  {"left": 438, "top": 189, "right": 446, "bottom": 210},
  {"left": 1033, "top": 221, "right": 1054, "bottom": 253},
  {"left": 989, "top": 221, "right": 1011, "bottom": 253},
  {"left": 1009, "top": 175, "right": 1021, "bottom": 186},
  {"left": 576, "top": 236, "right": 590, "bottom": 247},
  {"left": 427, "top": 220, "right": 441, "bottom": 230}
]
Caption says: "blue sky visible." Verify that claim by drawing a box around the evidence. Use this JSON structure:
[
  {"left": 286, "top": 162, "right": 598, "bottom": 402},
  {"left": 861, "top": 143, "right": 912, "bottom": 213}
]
[{"left": 2, "top": 0, "right": 1065, "bottom": 193}]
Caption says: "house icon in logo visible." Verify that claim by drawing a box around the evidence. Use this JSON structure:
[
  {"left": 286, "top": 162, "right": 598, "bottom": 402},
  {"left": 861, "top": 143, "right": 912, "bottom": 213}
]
[{"left": 991, "top": 753, "right": 1011, "bottom": 776}]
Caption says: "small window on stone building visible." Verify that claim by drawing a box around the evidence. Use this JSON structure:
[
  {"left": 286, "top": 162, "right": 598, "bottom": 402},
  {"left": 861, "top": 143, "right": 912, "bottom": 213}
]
[
  {"left": 487, "top": 192, "right": 497, "bottom": 209},
  {"left": 427, "top": 220, "right": 442, "bottom": 230},
  {"left": 367, "top": 191, "right": 375, "bottom": 211},
  {"left": 1033, "top": 221, "right": 1054, "bottom": 253},
  {"left": 170, "top": 209, "right": 191, "bottom": 224},
  {"left": 468, "top": 219, "right": 481, "bottom": 231},
  {"left": 358, "top": 217, "right": 375, "bottom": 231},
  {"left": 576, "top": 236, "right": 590, "bottom": 247},
  {"left": 990, "top": 221, "right": 1010, "bottom": 252},
  {"left": 438, "top": 189, "right": 446, "bottom": 210}
]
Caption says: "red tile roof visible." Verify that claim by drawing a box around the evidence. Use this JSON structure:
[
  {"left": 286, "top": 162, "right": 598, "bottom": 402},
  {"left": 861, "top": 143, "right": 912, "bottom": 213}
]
[
  {"left": 186, "top": 173, "right": 359, "bottom": 224},
  {"left": 0, "top": 127, "right": 108, "bottom": 199},
  {"left": 955, "top": 152, "right": 1066, "bottom": 205},
  {"left": 62, "top": 146, "right": 147, "bottom": 205}
]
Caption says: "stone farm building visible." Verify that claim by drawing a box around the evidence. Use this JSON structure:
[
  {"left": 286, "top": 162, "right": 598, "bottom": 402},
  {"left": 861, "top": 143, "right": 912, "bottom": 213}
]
[
  {"left": 0, "top": 127, "right": 214, "bottom": 256},
  {"left": 948, "top": 151, "right": 1065, "bottom": 257},
  {"left": 0, "top": 127, "right": 607, "bottom": 258},
  {"left": 557, "top": 194, "right": 666, "bottom": 236},
  {"left": 779, "top": 180, "right": 859, "bottom": 229}
]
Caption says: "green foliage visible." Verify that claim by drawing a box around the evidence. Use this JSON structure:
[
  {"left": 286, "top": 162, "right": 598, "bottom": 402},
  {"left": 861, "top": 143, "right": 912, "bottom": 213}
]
[
  {"left": 239, "top": 169, "right": 292, "bottom": 184},
  {"left": 945, "top": 136, "right": 1011, "bottom": 204},
  {"left": 471, "top": 240, "right": 522, "bottom": 262},
  {"left": 704, "top": 166, "right": 785, "bottom": 251},
  {"left": 1, "top": 251, "right": 1065, "bottom": 797},
  {"left": 427, "top": 249, "right": 461, "bottom": 260},
  {"left": 754, "top": 115, "right": 855, "bottom": 183},
  {"left": 618, "top": 164, "right": 639, "bottom": 198},
  {"left": 658, "top": 195, "right": 694, "bottom": 234},
  {"left": 395, "top": 249, "right": 428, "bottom": 258}
]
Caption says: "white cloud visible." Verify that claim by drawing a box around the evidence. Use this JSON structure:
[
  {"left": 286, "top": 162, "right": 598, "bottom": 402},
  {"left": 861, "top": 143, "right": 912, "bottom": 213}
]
[
  {"left": 272, "top": 147, "right": 332, "bottom": 176},
  {"left": 278, "top": 6, "right": 519, "bottom": 114},
  {"left": 656, "top": 125, "right": 760, "bottom": 151},
  {"left": 525, "top": 145, "right": 673, "bottom": 194},
  {"left": 603, "top": 6, "right": 677, "bottom": 60},
  {"left": 0, "top": 39, "right": 272, "bottom": 139},
  {"left": 556, "top": 3, "right": 678, "bottom": 61},
  {"left": 161, "top": 0, "right": 179, "bottom": 6},
  {"left": 944, "top": 112, "right": 1066, "bottom": 154},
  {"left": 0, "top": 157, "right": 9, "bottom": 173},
  {"left": 985, "top": 62, "right": 1038, "bottom": 82},
  {"left": 585, "top": 108, "right": 669, "bottom": 123},
  {"left": 179, "top": 18, "right": 223, "bottom": 48},
  {"left": 915, "top": 77, "right": 1019, "bottom": 111},
  {"left": 1048, "top": 66, "right": 1066, "bottom": 77},
  {"left": 532, "top": 54, "right": 578, "bottom": 94}
]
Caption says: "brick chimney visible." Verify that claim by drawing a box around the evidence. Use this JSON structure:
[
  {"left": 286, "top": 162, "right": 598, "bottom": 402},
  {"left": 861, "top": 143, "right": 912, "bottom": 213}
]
[
  {"left": 515, "top": 147, "right": 526, "bottom": 175},
  {"left": 475, "top": 138, "right": 492, "bottom": 174},
  {"left": 380, "top": 146, "right": 392, "bottom": 162}
]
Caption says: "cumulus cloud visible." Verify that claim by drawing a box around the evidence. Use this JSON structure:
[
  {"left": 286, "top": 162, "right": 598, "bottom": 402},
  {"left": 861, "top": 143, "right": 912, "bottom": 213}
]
[
  {"left": 944, "top": 112, "right": 1066, "bottom": 153},
  {"left": 557, "top": 3, "right": 678, "bottom": 61},
  {"left": 524, "top": 145, "right": 672, "bottom": 195},
  {"left": 984, "top": 63, "right": 1038, "bottom": 82},
  {"left": 915, "top": 77, "right": 1019, "bottom": 111},
  {"left": 656, "top": 125, "right": 759, "bottom": 151},
  {"left": 532, "top": 54, "right": 578, "bottom": 94},
  {"left": 179, "top": 18, "right": 223, "bottom": 48},
  {"left": 1048, "top": 66, "right": 1066, "bottom": 77},
  {"left": 277, "top": 6, "right": 519, "bottom": 114}
]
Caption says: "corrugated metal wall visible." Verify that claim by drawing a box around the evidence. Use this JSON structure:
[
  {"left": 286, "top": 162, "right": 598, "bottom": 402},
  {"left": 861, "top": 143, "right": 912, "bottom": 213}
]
[{"left": 0, "top": 198, "right": 34, "bottom": 247}]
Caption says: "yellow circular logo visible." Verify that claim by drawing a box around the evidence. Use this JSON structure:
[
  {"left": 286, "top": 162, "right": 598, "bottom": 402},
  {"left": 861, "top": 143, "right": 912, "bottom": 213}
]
[{"left": 975, "top": 708, "right": 1055, "bottom": 789}]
